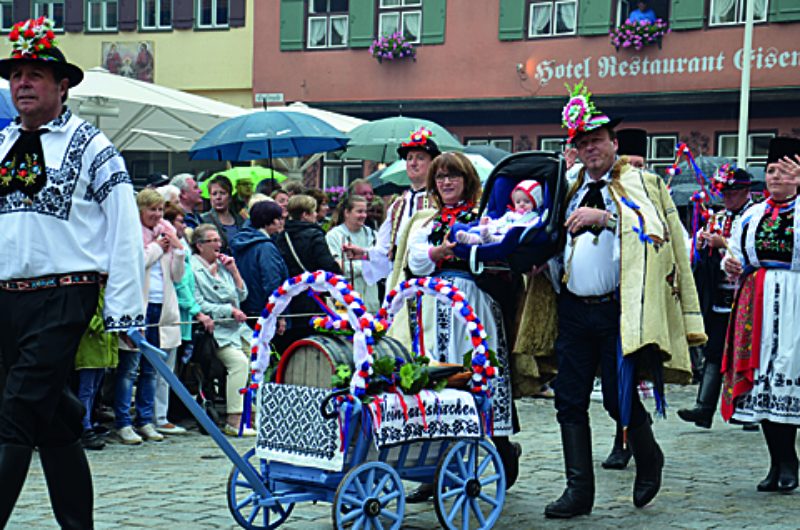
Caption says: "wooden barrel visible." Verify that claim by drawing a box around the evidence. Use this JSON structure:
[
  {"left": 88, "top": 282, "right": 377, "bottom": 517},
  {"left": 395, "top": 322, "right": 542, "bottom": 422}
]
[{"left": 275, "top": 334, "right": 412, "bottom": 388}]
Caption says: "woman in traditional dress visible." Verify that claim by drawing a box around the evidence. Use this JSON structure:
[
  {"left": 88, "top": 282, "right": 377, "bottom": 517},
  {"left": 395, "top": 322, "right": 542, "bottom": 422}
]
[
  {"left": 722, "top": 137, "right": 800, "bottom": 492},
  {"left": 403, "top": 152, "right": 518, "bottom": 502},
  {"left": 326, "top": 194, "right": 380, "bottom": 313}
]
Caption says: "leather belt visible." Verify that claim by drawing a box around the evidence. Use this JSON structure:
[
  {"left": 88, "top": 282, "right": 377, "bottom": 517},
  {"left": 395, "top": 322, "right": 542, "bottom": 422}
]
[
  {"left": 565, "top": 288, "right": 618, "bottom": 304},
  {"left": 0, "top": 272, "right": 106, "bottom": 292}
]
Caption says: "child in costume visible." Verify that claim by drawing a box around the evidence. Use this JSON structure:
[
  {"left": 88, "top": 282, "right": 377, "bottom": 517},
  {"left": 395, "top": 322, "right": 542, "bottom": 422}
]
[{"left": 455, "top": 180, "right": 547, "bottom": 245}]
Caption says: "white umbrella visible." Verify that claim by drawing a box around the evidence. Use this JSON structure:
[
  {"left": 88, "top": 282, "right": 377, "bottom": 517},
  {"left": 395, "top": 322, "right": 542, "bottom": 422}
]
[
  {"left": 380, "top": 153, "right": 495, "bottom": 185},
  {"left": 267, "top": 102, "right": 366, "bottom": 133},
  {"left": 0, "top": 67, "right": 251, "bottom": 152}
]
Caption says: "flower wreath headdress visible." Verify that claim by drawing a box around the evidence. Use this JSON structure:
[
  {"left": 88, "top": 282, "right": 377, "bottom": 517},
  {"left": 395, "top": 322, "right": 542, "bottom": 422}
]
[{"left": 561, "top": 81, "right": 612, "bottom": 144}]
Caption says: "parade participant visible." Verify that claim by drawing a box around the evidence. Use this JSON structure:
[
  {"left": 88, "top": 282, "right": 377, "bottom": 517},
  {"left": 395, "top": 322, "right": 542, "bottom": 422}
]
[
  {"left": 455, "top": 179, "right": 546, "bottom": 245},
  {"left": 600, "top": 126, "right": 649, "bottom": 470},
  {"left": 0, "top": 18, "right": 145, "bottom": 528},
  {"left": 170, "top": 173, "right": 203, "bottom": 228},
  {"left": 342, "top": 127, "right": 438, "bottom": 286},
  {"left": 677, "top": 165, "right": 753, "bottom": 430},
  {"left": 721, "top": 137, "right": 800, "bottom": 493},
  {"left": 326, "top": 194, "right": 380, "bottom": 313},
  {"left": 401, "top": 151, "right": 518, "bottom": 502},
  {"left": 545, "top": 82, "right": 705, "bottom": 518}
]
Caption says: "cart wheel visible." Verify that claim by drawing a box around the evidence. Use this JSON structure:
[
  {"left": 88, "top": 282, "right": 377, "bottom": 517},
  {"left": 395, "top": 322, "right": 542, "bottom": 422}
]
[
  {"left": 434, "top": 439, "right": 506, "bottom": 530},
  {"left": 332, "top": 461, "right": 405, "bottom": 530},
  {"left": 227, "top": 447, "right": 294, "bottom": 530}
]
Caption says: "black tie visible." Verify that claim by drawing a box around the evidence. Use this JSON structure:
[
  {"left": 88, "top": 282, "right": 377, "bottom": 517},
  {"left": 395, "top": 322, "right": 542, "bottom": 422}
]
[{"left": 574, "top": 179, "right": 608, "bottom": 237}]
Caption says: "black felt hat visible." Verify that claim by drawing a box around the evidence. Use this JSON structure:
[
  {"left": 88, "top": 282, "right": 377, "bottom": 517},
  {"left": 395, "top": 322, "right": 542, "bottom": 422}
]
[
  {"left": 766, "top": 137, "right": 800, "bottom": 165},
  {"left": 713, "top": 165, "right": 754, "bottom": 191},
  {"left": 616, "top": 128, "right": 648, "bottom": 158},
  {"left": 0, "top": 18, "right": 83, "bottom": 88},
  {"left": 396, "top": 127, "right": 442, "bottom": 160}
]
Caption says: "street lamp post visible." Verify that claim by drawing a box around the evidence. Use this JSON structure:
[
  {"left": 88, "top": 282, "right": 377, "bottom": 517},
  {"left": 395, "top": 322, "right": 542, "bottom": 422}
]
[{"left": 736, "top": 0, "right": 756, "bottom": 168}]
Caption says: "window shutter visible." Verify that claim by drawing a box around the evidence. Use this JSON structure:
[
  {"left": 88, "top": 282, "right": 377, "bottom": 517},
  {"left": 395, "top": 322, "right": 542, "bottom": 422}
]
[
  {"left": 770, "top": 0, "right": 800, "bottom": 22},
  {"left": 14, "top": 0, "right": 32, "bottom": 21},
  {"left": 577, "top": 0, "right": 612, "bottom": 36},
  {"left": 280, "top": 0, "right": 304, "bottom": 51},
  {"left": 64, "top": 0, "right": 84, "bottom": 32},
  {"left": 118, "top": 0, "right": 138, "bottom": 31},
  {"left": 498, "top": 0, "right": 525, "bottom": 41},
  {"left": 348, "top": 0, "right": 375, "bottom": 49},
  {"left": 421, "top": 0, "right": 446, "bottom": 44},
  {"left": 173, "top": 0, "right": 193, "bottom": 29},
  {"left": 230, "top": 0, "right": 245, "bottom": 27},
  {"left": 670, "top": 0, "right": 705, "bottom": 30}
]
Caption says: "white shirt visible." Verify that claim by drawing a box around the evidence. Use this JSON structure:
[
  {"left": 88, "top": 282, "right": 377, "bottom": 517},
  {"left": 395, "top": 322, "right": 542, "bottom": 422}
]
[
  {"left": 563, "top": 171, "right": 620, "bottom": 296},
  {"left": 0, "top": 109, "right": 145, "bottom": 330}
]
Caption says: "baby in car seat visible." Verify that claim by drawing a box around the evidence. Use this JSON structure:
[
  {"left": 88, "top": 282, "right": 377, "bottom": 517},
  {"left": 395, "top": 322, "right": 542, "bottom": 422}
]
[{"left": 455, "top": 179, "right": 547, "bottom": 245}]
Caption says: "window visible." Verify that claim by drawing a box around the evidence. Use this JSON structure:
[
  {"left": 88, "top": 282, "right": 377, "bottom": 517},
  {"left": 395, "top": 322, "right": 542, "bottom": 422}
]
[
  {"left": 307, "top": 0, "right": 348, "bottom": 49},
  {"left": 466, "top": 137, "right": 514, "bottom": 152},
  {"left": 197, "top": 0, "right": 228, "bottom": 28},
  {"left": 141, "top": 0, "right": 172, "bottom": 30},
  {"left": 33, "top": 1, "right": 64, "bottom": 31},
  {"left": 647, "top": 135, "right": 678, "bottom": 177},
  {"left": 0, "top": 1, "right": 13, "bottom": 32},
  {"left": 322, "top": 151, "right": 362, "bottom": 189},
  {"left": 616, "top": 0, "right": 669, "bottom": 24},
  {"left": 527, "top": 0, "right": 576, "bottom": 38},
  {"left": 717, "top": 132, "right": 775, "bottom": 163},
  {"left": 538, "top": 137, "right": 565, "bottom": 152},
  {"left": 378, "top": 0, "right": 422, "bottom": 44},
  {"left": 87, "top": 0, "right": 118, "bottom": 31},
  {"left": 710, "top": 0, "right": 768, "bottom": 26}
]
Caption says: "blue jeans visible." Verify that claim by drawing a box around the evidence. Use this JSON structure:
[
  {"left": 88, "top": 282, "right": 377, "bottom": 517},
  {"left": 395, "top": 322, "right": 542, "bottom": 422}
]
[
  {"left": 77, "top": 368, "right": 105, "bottom": 431},
  {"left": 113, "top": 303, "right": 161, "bottom": 428}
]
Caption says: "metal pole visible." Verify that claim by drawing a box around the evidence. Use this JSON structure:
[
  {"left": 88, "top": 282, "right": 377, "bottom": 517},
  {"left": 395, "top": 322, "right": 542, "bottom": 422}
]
[{"left": 736, "top": 0, "right": 756, "bottom": 168}]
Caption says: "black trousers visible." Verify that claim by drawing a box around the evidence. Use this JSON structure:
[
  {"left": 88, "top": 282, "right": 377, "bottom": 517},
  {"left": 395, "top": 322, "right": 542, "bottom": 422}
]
[
  {"left": 701, "top": 310, "right": 730, "bottom": 365},
  {"left": 553, "top": 290, "right": 648, "bottom": 428},
  {"left": 0, "top": 284, "right": 99, "bottom": 447}
]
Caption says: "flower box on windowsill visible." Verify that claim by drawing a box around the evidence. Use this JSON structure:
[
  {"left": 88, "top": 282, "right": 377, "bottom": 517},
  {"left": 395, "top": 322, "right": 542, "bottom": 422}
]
[
  {"left": 610, "top": 19, "right": 670, "bottom": 52},
  {"left": 369, "top": 32, "right": 417, "bottom": 64}
]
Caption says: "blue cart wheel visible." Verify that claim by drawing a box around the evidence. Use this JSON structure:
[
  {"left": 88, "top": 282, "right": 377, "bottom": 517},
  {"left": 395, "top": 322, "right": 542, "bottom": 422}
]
[
  {"left": 332, "top": 461, "right": 405, "bottom": 530},
  {"left": 434, "top": 439, "right": 506, "bottom": 530},
  {"left": 227, "top": 447, "right": 294, "bottom": 530}
]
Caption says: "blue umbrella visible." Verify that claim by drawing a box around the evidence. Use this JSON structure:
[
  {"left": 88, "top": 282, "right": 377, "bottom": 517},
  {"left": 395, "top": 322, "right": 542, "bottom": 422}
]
[
  {"left": 189, "top": 110, "right": 350, "bottom": 162},
  {"left": 0, "top": 89, "right": 17, "bottom": 129}
]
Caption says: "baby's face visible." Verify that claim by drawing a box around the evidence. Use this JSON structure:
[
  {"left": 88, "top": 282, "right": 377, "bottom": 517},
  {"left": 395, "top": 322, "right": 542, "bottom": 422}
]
[{"left": 513, "top": 191, "right": 534, "bottom": 213}]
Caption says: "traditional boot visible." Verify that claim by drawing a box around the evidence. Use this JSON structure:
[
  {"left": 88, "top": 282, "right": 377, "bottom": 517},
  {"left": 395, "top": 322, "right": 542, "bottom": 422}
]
[
  {"left": 492, "top": 435, "right": 521, "bottom": 490},
  {"left": 775, "top": 424, "right": 799, "bottom": 492},
  {"left": 627, "top": 417, "right": 664, "bottom": 508},
  {"left": 677, "top": 361, "right": 722, "bottom": 428},
  {"left": 757, "top": 420, "right": 781, "bottom": 492},
  {"left": 544, "top": 423, "right": 594, "bottom": 518},
  {"left": 0, "top": 443, "right": 33, "bottom": 527},
  {"left": 601, "top": 423, "right": 632, "bottom": 470},
  {"left": 39, "top": 440, "right": 94, "bottom": 530}
]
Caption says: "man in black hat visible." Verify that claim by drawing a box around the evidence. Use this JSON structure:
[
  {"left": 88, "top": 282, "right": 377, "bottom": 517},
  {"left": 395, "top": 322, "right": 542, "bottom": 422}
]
[
  {"left": 0, "top": 18, "right": 145, "bottom": 528},
  {"left": 677, "top": 165, "right": 754, "bottom": 429},
  {"left": 545, "top": 82, "right": 705, "bottom": 518}
]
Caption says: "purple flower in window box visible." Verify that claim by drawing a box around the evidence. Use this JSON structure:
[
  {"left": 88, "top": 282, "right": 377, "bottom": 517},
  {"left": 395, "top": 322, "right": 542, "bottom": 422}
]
[
  {"left": 610, "top": 18, "right": 669, "bottom": 52},
  {"left": 370, "top": 32, "right": 417, "bottom": 64}
]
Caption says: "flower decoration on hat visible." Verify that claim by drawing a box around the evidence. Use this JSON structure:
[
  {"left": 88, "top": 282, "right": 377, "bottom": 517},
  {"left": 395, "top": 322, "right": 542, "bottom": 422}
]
[
  {"left": 402, "top": 127, "right": 434, "bottom": 149},
  {"left": 562, "top": 81, "right": 611, "bottom": 143},
  {"left": 8, "top": 17, "right": 57, "bottom": 60},
  {"left": 713, "top": 163, "right": 736, "bottom": 191}
]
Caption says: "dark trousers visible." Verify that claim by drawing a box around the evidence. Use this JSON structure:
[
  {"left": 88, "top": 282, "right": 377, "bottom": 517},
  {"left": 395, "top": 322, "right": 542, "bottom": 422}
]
[
  {"left": 553, "top": 290, "right": 648, "bottom": 428},
  {"left": 0, "top": 284, "right": 99, "bottom": 447},
  {"left": 702, "top": 310, "right": 730, "bottom": 365}
]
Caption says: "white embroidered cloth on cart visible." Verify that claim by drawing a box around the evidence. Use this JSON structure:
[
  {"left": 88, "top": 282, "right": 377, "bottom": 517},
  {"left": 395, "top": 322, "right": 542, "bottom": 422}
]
[{"left": 366, "top": 388, "right": 482, "bottom": 450}]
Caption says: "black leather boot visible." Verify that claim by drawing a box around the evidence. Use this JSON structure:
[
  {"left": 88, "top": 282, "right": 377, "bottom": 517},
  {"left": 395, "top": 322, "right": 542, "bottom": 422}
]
[
  {"left": 601, "top": 423, "right": 632, "bottom": 470},
  {"left": 776, "top": 424, "right": 799, "bottom": 493},
  {"left": 39, "top": 440, "right": 94, "bottom": 530},
  {"left": 627, "top": 418, "right": 664, "bottom": 508},
  {"left": 405, "top": 483, "right": 434, "bottom": 504},
  {"left": 677, "top": 361, "right": 721, "bottom": 429},
  {"left": 0, "top": 443, "right": 33, "bottom": 527},
  {"left": 757, "top": 420, "right": 781, "bottom": 492},
  {"left": 492, "top": 436, "right": 521, "bottom": 490},
  {"left": 544, "top": 423, "right": 594, "bottom": 518}
]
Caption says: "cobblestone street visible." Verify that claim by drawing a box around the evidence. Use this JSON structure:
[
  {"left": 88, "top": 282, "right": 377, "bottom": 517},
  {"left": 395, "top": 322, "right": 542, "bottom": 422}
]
[{"left": 10, "top": 384, "right": 799, "bottom": 529}]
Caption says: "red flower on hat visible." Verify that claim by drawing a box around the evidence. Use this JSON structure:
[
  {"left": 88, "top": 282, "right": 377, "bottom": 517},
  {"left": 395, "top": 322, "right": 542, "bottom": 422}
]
[
  {"left": 9, "top": 28, "right": 19, "bottom": 41},
  {"left": 23, "top": 28, "right": 34, "bottom": 38}
]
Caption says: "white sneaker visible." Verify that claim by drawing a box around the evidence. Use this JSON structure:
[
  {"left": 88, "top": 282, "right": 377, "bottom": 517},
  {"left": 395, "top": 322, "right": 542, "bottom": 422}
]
[
  {"left": 137, "top": 423, "right": 165, "bottom": 442},
  {"left": 590, "top": 378, "right": 603, "bottom": 403},
  {"left": 156, "top": 422, "right": 188, "bottom": 435},
  {"left": 224, "top": 424, "right": 257, "bottom": 437},
  {"left": 115, "top": 426, "right": 143, "bottom": 445}
]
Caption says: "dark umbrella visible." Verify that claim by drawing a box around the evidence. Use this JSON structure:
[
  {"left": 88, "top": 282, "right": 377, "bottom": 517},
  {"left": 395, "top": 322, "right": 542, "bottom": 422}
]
[
  {"left": 463, "top": 144, "right": 510, "bottom": 165},
  {"left": 367, "top": 168, "right": 405, "bottom": 197},
  {"left": 189, "top": 111, "right": 350, "bottom": 162}
]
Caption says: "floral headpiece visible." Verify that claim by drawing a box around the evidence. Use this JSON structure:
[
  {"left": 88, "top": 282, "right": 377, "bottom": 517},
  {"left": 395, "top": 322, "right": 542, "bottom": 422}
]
[
  {"left": 561, "top": 81, "right": 614, "bottom": 143},
  {"left": 713, "top": 163, "right": 752, "bottom": 191},
  {"left": 8, "top": 17, "right": 58, "bottom": 60},
  {"left": 0, "top": 17, "right": 83, "bottom": 87},
  {"left": 397, "top": 126, "right": 441, "bottom": 159}
]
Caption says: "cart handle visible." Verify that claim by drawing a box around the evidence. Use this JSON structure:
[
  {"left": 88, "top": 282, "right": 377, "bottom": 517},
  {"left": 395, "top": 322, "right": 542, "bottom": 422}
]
[{"left": 320, "top": 388, "right": 353, "bottom": 420}]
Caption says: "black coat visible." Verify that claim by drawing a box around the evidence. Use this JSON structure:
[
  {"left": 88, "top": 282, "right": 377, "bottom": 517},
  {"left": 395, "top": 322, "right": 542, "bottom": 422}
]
[{"left": 274, "top": 220, "right": 342, "bottom": 327}]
